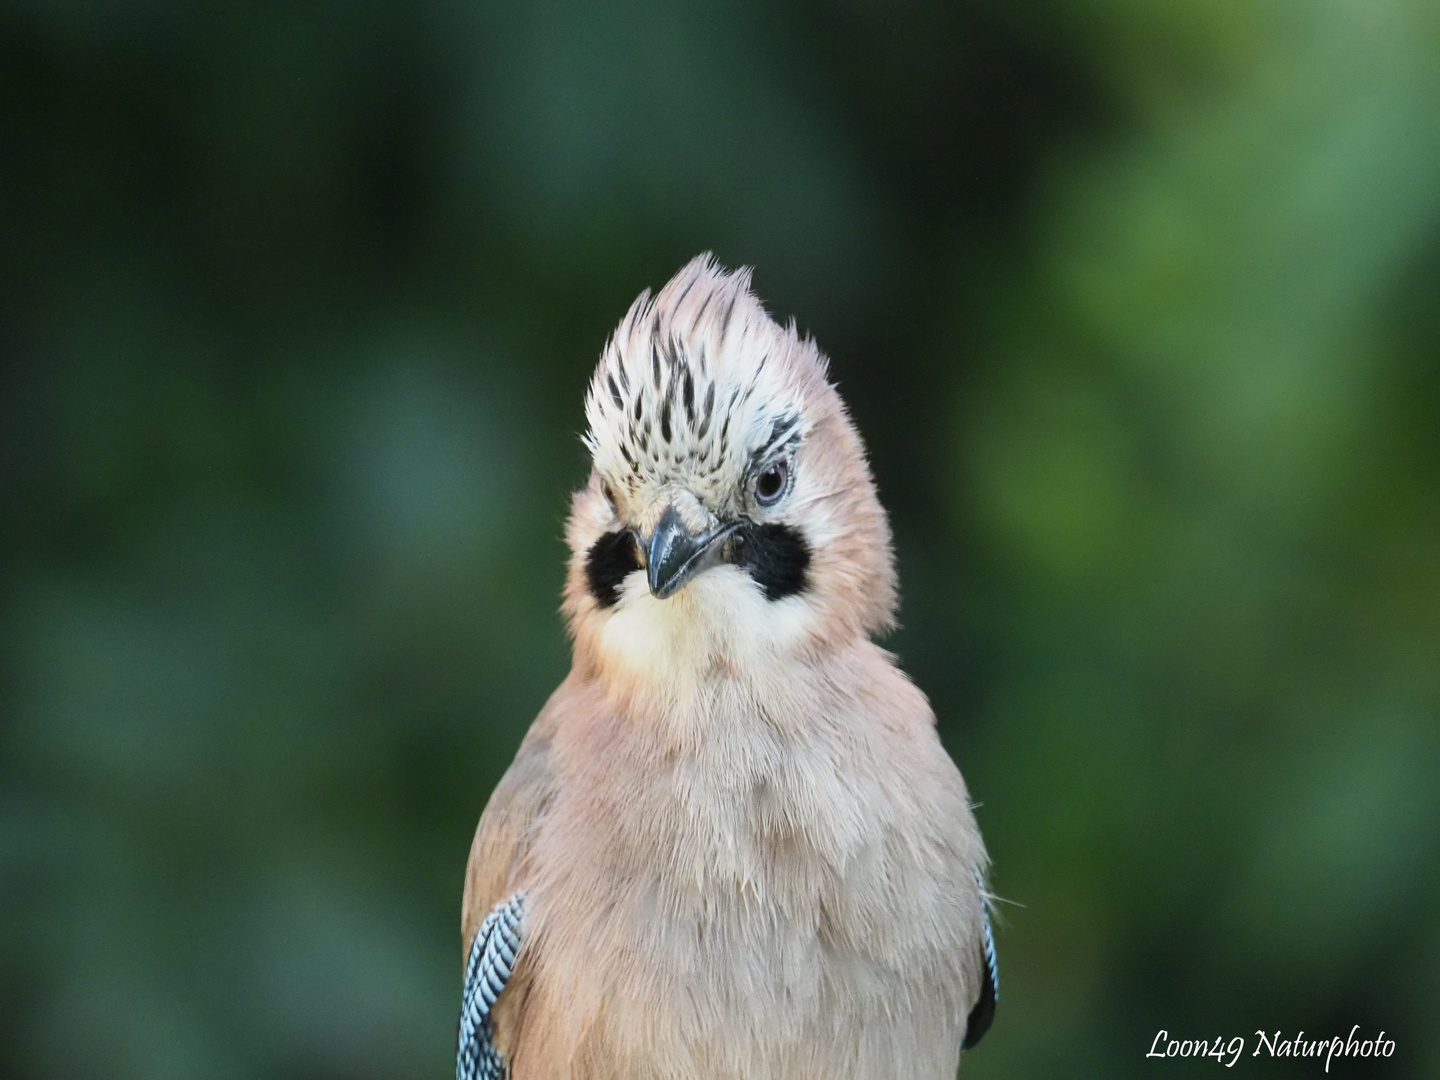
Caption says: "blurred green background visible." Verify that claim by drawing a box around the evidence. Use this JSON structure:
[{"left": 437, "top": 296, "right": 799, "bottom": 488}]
[{"left": 2, "top": 1, "right": 1438, "bottom": 1077}]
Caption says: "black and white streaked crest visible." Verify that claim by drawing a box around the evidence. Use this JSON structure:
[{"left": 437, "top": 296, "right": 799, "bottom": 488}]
[
  {"left": 584, "top": 255, "right": 819, "bottom": 509},
  {"left": 457, "top": 892, "right": 526, "bottom": 1080}
]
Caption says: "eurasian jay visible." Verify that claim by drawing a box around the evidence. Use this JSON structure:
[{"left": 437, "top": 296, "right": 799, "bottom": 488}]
[{"left": 457, "top": 256, "right": 997, "bottom": 1080}]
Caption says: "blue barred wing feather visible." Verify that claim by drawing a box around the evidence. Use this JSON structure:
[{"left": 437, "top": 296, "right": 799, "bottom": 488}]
[
  {"left": 457, "top": 892, "right": 526, "bottom": 1080},
  {"left": 961, "top": 871, "right": 998, "bottom": 1051}
]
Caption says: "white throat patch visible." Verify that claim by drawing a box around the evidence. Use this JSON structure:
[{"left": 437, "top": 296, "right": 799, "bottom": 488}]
[{"left": 596, "top": 562, "right": 819, "bottom": 692}]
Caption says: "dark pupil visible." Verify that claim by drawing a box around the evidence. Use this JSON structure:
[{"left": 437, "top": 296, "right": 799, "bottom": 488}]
[{"left": 757, "top": 467, "right": 783, "bottom": 499}]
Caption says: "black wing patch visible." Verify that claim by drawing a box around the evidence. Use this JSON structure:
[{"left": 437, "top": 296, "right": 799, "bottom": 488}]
[
  {"left": 457, "top": 892, "right": 526, "bottom": 1080},
  {"left": 962, "top": 873, "right": 998, "bottom": 1051}
]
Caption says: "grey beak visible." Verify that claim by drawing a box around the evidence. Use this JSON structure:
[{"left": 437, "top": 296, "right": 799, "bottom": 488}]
[{"left": 646, "top": 505, "right": 736, "bottom": 599}]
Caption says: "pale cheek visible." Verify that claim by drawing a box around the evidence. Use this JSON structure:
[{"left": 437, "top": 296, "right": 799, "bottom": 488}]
[{"left": 595, "top": 565, "right": 819, "bottom": 687}]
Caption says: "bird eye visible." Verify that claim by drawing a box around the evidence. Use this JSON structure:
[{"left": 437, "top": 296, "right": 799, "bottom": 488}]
[{"left": 753, "top": 461, "right": 788, "bottom": 506}]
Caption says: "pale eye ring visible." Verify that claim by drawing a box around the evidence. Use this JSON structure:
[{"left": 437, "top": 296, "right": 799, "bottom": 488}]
[{"left": 753, "top": 461, "right": 788, "bottom": 506}]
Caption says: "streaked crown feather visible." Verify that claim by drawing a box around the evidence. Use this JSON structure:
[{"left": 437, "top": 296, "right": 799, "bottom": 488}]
[{"left": 584, "top": 255, "right": 827, "bottom": 507}]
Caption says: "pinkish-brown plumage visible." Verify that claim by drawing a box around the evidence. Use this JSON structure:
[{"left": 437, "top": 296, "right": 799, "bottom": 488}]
[{"left": 460, "top": 257, "right": 994, "bottom": 1080}]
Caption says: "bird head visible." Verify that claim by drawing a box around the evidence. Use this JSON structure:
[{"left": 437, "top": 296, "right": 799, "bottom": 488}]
[{"left": 563, "top": 256, "right": 896, "bottom": 688}]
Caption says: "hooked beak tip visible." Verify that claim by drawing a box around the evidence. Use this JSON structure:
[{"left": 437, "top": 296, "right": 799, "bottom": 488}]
[{"left": 645, "top": 505, "right": 733, "bottom": 599}]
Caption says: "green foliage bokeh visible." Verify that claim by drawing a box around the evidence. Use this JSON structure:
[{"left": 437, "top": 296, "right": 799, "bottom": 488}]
[{"left": 2, "top": 1, "right": 1437, "bottom": 1077}]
